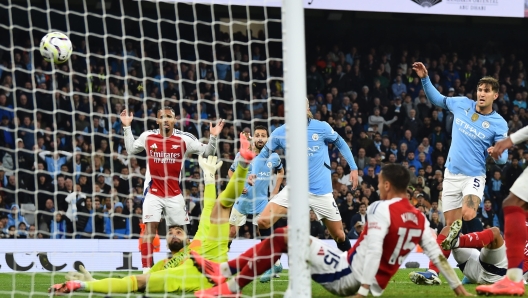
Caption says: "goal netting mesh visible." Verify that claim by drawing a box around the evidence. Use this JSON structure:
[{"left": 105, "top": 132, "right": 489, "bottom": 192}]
[{"left": 0, "top": 0, "right": 295, "bottom": 296}]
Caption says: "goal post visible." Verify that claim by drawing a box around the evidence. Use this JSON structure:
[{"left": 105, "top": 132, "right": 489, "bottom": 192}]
[
  {"left": 0, "top": 0, "right": 312, "bottom": 296},
  {"left": 281, "top": 0, "right": 311, "bottom": 297}
]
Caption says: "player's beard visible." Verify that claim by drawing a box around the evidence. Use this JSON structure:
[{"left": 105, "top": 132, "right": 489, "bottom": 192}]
[
  {"left": 254, "top": 141, "right": 265, "bottom": 151},
  {"left": 168, "top": 238, "right": 185, "bottom": 252}
]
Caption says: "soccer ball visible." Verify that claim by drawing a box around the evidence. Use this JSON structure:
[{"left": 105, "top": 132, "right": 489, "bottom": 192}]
[{"left": 39, "top": 32, "right": 72, "bottom": 64}]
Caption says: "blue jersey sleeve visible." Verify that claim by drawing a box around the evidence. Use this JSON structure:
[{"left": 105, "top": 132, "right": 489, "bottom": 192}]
[
  {"left": 322, "top": 122, "right": 358, "bottom": 170},
  {"left": 269, "top": 153, "right": 283, "bottom": 171},
  {"left": 230, "top": 152, "right": 240, "bottom": 172},
  {"left": 493, "top": 121, "right": 509, "bottom": 165},
  {"left": 422, "top": 76, "right": 467, "bottom": 111}
]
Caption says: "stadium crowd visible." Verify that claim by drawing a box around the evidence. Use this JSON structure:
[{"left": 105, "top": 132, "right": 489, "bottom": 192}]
[{"left": 0, "top": 29, "right": 526, "bottom": 241}]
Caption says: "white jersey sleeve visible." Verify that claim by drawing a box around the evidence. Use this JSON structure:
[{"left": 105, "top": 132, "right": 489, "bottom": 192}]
[
  {"left": 178, "top": 131, "right": 218, "bottom": 157},
  {"left": 510, "top": 125, "right": 528, "bottom": 145},
  {"left": 123, "top": 126, "right": 151, "bottom": 154},
  {"left": 419, "top": 217, "right": 462, "bottom": 290},
  {"left": 359, "top": 201, "right": 390, "bottom": 286}
]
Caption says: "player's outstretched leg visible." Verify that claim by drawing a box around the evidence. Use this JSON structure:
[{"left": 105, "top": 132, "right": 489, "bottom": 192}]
[
  {"left": 49, "top": 276, "right": 139, "bottom": 295},
  {"left": 194, "top": 227, "right": 288, "bottom": 298},
  {"left": 259, "top": 259, "right": 283, "bottom": 283},
  {"left": 441, "top": 219, "right": 463, "bottom": 251},
  {"left": 408, "top": 223, "right": 450, "bottom": 286},
  {"left": 475, "top": 191, "right": 527, "bottom": 296}
]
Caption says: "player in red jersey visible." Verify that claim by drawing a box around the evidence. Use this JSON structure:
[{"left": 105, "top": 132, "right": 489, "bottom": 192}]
[
  {"left": 121, "top": 107, "right": 224, "bottom": 272},
  {"left": 475, "top": 125, "right": 528, "bottom": 296},
  {"left": 190, "top": 164, "right": 470, "bottom": 297}
]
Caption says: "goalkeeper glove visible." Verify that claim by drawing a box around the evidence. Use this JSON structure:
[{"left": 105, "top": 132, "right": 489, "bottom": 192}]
[
  {"left": 65, "top": 265, "right": 95, "bottom": 281},
  {"left": 199, "top": 155, "right": 223, "bottom": 185}
]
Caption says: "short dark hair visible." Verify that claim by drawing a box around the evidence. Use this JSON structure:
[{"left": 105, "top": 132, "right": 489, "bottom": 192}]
[
  {"left": 158, "top": 106, "right": 176, "bottom": 116},
  {"left": 253, "top": 125, "right": 269, "bottom": 136},
  {"left": 380, "top": 164, "right": 411, "bottom": 193},
  {"left": 359, "top": 203, "right": 367, "bottom": 208},
  {"left": 478, "top": 76, "right": 499, "bottom": 93}
]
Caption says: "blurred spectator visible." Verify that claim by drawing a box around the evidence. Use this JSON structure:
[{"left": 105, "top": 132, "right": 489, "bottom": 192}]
[
  {"left": 105, "top": 202, "right": 130, "bottom": 239},
  {"left": 309, "top": 210, "right": 325, "bottom": 239},
  {"left": 479, "top": 198, "right": 499, "bottom": 229},
  {"left": 50, "top": 212, "right": 67, "bottom": 239},
  {"left": 348, "top": 221, "right": 364, "bottom": 240},
  {"left": 429, "top": 212, "right": 444, "bottom": 235},
  {"left": 6, "top": 204, "right": 28, "bottom": 232}
]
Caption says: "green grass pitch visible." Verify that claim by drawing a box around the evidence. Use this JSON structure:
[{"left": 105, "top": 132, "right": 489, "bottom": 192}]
[{"left": 0, "top": 269, "right": 478, "bottom": 297}]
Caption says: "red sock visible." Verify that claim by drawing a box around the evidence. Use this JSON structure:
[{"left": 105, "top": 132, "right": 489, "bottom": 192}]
[
  {"left": 429, "top": 234, "right": 451, "bottom": 273},
  {"left": 504, "top": 206, "right": 526, "bottom": 269},
  {"left": 235, "top": 227, "right": 287, "bottom": 288},
  {"left": 227, "top": 242, "right": 256, "bottom": 274},
  {"left": 141, "top": 242, "right": 154, "bottom": 268},
  {"left": 457, "top": 229, "right": 494, "bottom": 248}
]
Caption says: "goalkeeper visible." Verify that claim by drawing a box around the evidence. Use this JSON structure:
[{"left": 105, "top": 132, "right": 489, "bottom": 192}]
[{"left": 49, "top": 134, "right": 256, "bottom": 295}]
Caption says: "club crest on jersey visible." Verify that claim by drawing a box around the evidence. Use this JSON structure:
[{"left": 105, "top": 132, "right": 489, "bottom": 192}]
[
  {"left": 150, "top": 143, "right": 158, "bottom": 151},
  {"left": 482, "top": 121, "right": 490, "bottom": 129},
  {"left": 266, "top": 162, "right": 272, "bottom": 168},
  {"left": 312, "top": 133, "right": 319, "bottom": 141},
  {"left": 172, "top": 145, "right": 180, "bottom": 149},
  {"left": 401, "top": 212, "right": 418, "bottom": 225}
]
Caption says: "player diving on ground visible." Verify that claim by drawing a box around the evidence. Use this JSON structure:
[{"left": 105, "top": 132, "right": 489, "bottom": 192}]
[{"left": 48, "top": 134, "right": 256, "bottom": 295}]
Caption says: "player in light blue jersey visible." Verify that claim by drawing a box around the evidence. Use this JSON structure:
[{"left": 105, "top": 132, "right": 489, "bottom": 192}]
[
  {"left": 409, "top": 62, "right": 508, "bottom": 286},
  {"left": 228, "top": 127, "right": 285, "bottom": 283},
  {"left": 228, "top": 126, "right": 284, "bottom": 239},
  {"left": 249, "top": 100, "right": 359, "bottom": 253}
]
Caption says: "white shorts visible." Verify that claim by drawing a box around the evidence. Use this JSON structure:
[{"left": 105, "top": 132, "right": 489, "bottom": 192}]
[
  {"left": 270, "top": 186, "right": 342, "bottom": 222},
  {"left": 229, "top": 208, "right": 260, "bottom": 226},
  {"left": 442, "top": 168, "right": 486, "bottom": 212},
  {"left": 142, "top": 192, "right": 190, "bottom": 226},
  {"left": 308, "top": 237, "right": 359, "bottom": 296},
  {"left": 456, "top": 244, "right": 507, "bottom": 285},
  {"left": 511, "top": 168, "right": 528, "bottom": 203}
]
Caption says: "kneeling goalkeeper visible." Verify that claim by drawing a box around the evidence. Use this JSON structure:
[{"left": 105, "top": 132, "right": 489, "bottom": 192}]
[{"left": 49, "top": 134, "right": 256, "bottom": 295}]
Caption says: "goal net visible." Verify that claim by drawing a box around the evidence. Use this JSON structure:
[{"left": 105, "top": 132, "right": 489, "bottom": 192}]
[{"left": 0, "top": 0, "right": 311, "bottom": 297}]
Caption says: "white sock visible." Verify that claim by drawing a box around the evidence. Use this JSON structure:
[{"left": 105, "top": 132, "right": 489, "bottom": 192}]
[
  {"left": 507, "top": 268, "right": 523, "bottom": 282},
  {"left": 227, "top": 279, "right": 241, "bottom": 293},
  {"left": 275, "top": 258, "right": 281, "bottom": 266},
  {"left": 78, "top": 282, "right": 86, "bottom": 291},
  {"left": 219, "top": 262, "right": 233, "bottom": 278}
]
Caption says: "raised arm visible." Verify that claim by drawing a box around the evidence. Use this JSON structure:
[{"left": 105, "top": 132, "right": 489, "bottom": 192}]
[
  {"left": 185, "top": 119, "right": 224, "bottom": 157},
  {"left": 60, "top": 150, "right": 73, "bottom": 160},
  {"left": 38, "top": 150, "right": 51, "bottom": 161},
  {"left": 120, "top": 109, "right": 147, "bottom": 155},
  {"left": 413, "top": 62, "right": 449, "bottom": 110}
]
